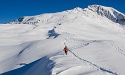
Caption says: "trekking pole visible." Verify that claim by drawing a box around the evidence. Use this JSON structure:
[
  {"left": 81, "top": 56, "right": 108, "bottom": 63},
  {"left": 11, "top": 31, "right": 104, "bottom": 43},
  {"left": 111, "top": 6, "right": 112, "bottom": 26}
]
[{"left": 64, "top": 42, "right": 66, "bottom": 46}]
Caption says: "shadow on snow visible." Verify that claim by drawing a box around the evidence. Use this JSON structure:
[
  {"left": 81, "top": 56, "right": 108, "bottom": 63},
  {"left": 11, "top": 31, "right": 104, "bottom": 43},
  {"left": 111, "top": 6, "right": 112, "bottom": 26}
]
[{"left": 0, "top": 57, "right": 54, "bottom": 75}]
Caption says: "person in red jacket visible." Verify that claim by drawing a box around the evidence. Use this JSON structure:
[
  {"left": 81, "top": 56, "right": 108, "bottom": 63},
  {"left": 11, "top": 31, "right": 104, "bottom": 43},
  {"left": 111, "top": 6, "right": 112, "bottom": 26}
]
[{"left": 63, "top": 46, "right": 68, "bottom": 55}]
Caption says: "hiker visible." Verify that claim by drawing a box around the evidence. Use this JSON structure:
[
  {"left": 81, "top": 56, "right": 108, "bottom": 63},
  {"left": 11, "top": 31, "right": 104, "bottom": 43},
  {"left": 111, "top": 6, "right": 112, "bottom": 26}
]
[{"left": 63, "top": 46, "right": 68, "bottom": 55}]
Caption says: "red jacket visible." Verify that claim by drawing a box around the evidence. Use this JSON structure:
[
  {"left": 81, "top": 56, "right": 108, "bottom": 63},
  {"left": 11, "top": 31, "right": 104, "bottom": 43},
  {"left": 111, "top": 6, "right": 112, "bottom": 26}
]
[{"left": 64, "top": 46, "right": 68, "bottom": 51}]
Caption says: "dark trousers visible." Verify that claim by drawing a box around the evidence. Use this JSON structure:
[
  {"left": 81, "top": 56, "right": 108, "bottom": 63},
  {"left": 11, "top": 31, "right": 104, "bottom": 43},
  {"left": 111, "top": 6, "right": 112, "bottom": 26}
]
[{"left": 64, "top": 50, "right": 68, "bottom": 55}]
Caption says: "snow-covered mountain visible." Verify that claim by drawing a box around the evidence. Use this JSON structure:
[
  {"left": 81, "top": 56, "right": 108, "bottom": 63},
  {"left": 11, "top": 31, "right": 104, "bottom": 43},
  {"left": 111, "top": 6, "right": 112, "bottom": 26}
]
[
  {"left": 86, "top": 5, "right": 125, "bottom": 25},
  {"left": 9, "top": 5, "right": 125, "bottom": 25},
  {"left": 0, "top": 5, "right": 125, "bottom": 75}
]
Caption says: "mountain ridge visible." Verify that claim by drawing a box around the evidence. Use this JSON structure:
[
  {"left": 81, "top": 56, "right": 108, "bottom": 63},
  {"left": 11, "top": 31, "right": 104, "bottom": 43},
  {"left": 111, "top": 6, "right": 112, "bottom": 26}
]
[
  {"left": 87, "top": 5, "right": 125, "bottom": 24},
  {"left": 9, "top": 5, "right": 125, "bottom": 25}
]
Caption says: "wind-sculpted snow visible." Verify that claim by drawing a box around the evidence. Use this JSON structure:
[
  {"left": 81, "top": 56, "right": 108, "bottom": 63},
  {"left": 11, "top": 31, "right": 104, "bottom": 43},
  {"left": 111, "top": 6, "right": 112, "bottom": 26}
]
[
  {"left": 0, "top": 57, "right": 55, "bottom": 75},
  {"left": 47, "top": 26, "right": 60, "bottom": 39},
  {"left": 1, "top": 4, "right": 125, "bottom": 75},
  {"left": 0, "top": 33, "right": 125, "bottom": 75}
]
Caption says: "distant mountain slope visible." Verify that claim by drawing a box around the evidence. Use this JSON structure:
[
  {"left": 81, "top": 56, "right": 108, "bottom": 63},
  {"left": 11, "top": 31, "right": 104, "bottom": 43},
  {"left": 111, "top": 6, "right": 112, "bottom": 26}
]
[
  {"left": 86, "top": 5, "right": 125, "bottom": 25},
  {"left": 9, "top": 5, "right": 125, "bottom": 25}
]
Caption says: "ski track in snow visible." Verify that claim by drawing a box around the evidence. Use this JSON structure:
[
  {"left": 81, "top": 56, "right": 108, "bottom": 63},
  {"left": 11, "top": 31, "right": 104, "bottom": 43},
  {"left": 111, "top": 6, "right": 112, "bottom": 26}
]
[
  {"left": 63, "top": 33, "right": 118, "bottom": 74},
  {"left": 107, "top": 41, "right": 125, "bottom": 57},
  {"left": 67, "top": 40, "right": 118, "bottom": 75},
  {"left": 69, "top": 49, "right": 118, "bottom": 75}
]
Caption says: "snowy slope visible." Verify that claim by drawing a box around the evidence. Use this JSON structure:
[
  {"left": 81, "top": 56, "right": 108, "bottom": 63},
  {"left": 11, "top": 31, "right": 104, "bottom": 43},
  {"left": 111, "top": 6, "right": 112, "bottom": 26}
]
[
  {"left": 9, "top": 5, "right": 125, "bottom": 25},
  {"left": 86, "top": 5, "right": 125, "bottom": 25},
  {"left": 0, "top": 5, "right": 125, "bottom": 75}
]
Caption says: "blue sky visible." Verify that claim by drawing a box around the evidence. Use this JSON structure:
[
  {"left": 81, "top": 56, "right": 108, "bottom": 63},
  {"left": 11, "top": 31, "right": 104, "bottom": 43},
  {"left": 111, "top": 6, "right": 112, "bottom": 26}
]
[{"left": 0, "top": 0, "right": 125, "bottom": 23}]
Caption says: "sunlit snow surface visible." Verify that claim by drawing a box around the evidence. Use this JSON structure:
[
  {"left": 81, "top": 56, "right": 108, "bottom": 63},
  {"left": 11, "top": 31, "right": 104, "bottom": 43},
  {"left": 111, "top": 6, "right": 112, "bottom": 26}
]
[{"left": 0, "top": 5, "right": 125, "bottom": 75}]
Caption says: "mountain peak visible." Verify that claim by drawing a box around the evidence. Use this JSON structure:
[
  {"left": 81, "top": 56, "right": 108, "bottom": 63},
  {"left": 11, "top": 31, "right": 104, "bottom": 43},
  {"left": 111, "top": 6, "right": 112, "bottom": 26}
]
[
  {"left": 87, "top": 4, "right": 116, "bottom": 14},
  {"left": 73, "top": 7, "right": 83, "bottom": 11},
  {"left": 88, "top": 4, "right": 109, "bottom": 9},
  {"left": 66, "top": 7, "right": 84, "bottom": 13},
  {"left": 87, "top": 5, "right": 125, "bottom": 24}
]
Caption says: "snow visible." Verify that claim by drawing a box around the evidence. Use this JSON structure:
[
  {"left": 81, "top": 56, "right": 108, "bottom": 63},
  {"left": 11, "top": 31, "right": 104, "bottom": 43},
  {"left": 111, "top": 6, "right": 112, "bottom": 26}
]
[
  {"left": 86, "top": 5, "right": 125, "bottom": 25},
  {"left": 0, "top": 5, "right": 125, "bottom": 75}
]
